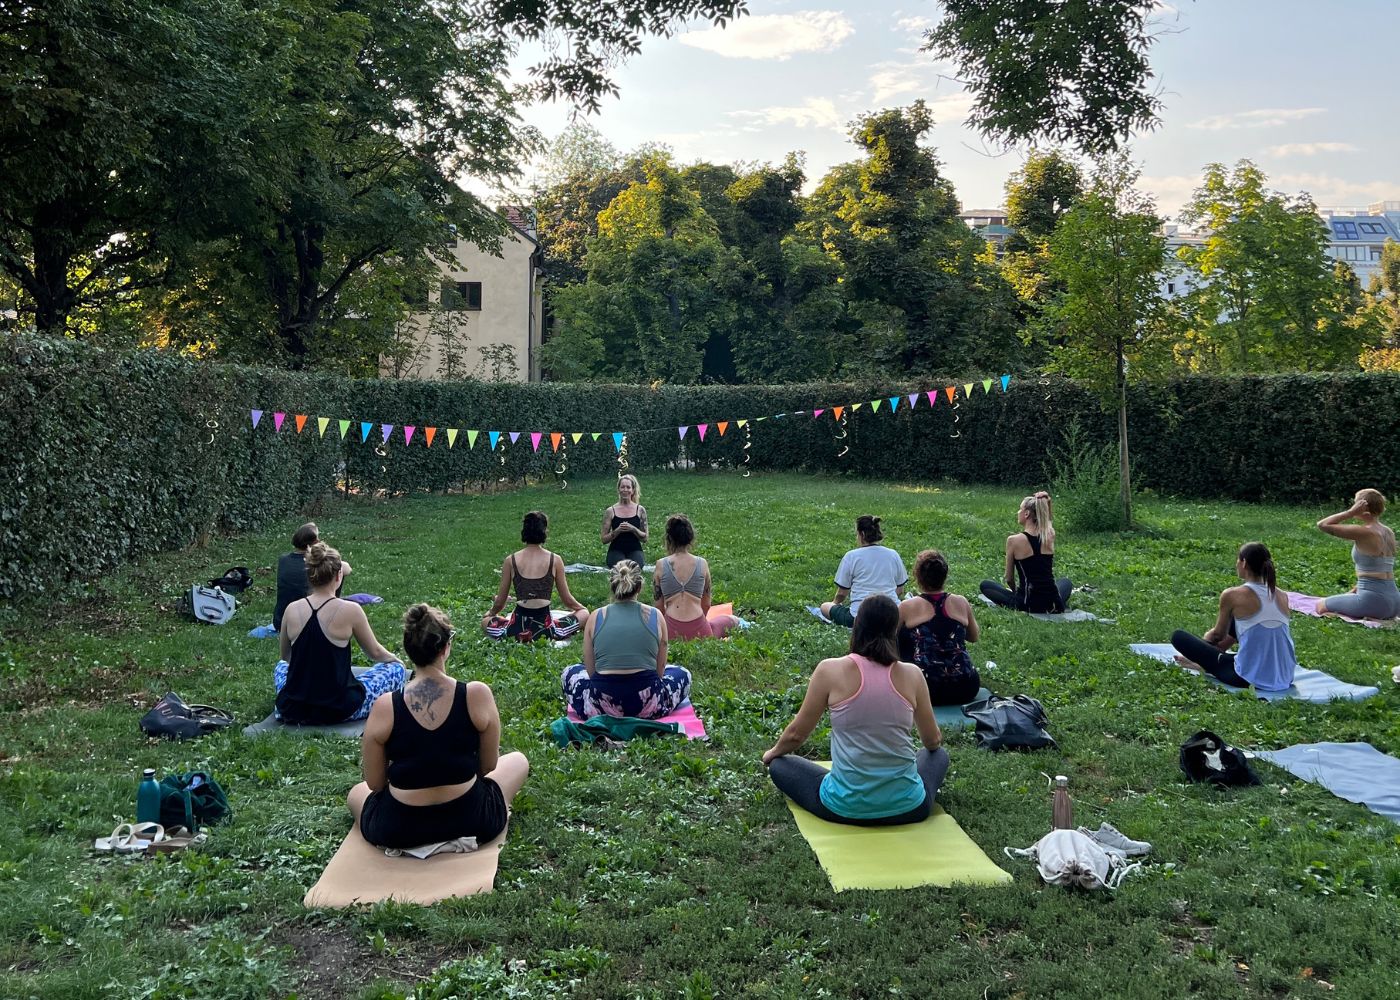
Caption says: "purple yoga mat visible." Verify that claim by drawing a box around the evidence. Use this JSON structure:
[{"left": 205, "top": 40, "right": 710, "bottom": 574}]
[
  {"left": 1287, "top": 591, "right": 1391, "bottom": 629},
  {"left": 345, "top": 593, "right": 384, "bottom": 605}
]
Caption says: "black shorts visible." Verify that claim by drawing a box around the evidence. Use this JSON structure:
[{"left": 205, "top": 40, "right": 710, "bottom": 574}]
[{"left": 360, "top": 778, "right": 508, "bottom": 849}]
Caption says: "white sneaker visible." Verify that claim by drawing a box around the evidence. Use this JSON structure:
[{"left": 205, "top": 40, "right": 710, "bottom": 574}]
[{"left": 1081, "top": 822, "right": 1151, "bottom": 857}]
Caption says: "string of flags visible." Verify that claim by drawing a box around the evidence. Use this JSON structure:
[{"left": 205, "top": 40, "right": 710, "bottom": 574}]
[{"left": 246, "top": 374, "right": 1012, "bottom": 451}]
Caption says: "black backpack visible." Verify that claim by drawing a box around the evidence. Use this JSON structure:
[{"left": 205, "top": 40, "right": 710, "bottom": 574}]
[
  {"left": 140, "top": 692, "right": 235, "bottom": 740},
  {"left": 1179, "top": 730, "right": 1261, "bottom": 786},
  {"left": 963, "top": 694, "right": 1057, "bottom": 751},
  {"left": 208, "top": 566, "right": 253, "bottom": 595}
]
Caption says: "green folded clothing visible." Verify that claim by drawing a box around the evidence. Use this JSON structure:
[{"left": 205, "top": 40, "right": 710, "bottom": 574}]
[{"left": 550, "top": 714, "right": 684, "bottom": 748}]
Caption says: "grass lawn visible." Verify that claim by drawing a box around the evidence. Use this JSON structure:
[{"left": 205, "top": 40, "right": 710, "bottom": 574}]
[{"left": 2, "top": 472, "right": 1399, "bottom": 1000}]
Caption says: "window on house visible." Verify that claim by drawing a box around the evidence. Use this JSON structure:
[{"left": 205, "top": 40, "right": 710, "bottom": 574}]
[
  {"left": 1167, "top": 282, "right": 1175, "bottom": 294},
  {"left": 1332, "top": 221, "right": 1359, "bottom": 240},
  {"left": 441, "top": 280, "right": 482, "bottom": 311},
  {"left": 1373, "top": 247, "right": 1384, "bottom": 260},
  {"left": 1359, "top": 222, "right": 1386, "bottom": 234}
]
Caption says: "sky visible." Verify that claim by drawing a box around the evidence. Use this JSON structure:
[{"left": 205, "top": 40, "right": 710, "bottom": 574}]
[{"left": 502, "top": 0, "right": 1399, "bottom": 222}]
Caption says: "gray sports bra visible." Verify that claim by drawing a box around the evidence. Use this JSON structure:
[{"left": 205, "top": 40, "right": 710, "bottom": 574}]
[
  {"left": 1353, "top": 544, "right": 1396, "bottom": 574},
  {"left": 656, "top": 556, "right": 707, "bottom": 598}
]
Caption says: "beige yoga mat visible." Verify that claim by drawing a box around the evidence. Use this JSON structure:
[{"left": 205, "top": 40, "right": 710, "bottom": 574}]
[
  {"left": 785, "top": 763, "right": 1012, "bottom": 891},
  {"left": 303, "top": 821, "right": 508, "bottom": 908}
]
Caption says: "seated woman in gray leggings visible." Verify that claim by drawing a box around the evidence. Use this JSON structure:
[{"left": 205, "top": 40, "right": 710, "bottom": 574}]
[
  {"left": 1316, "top": 489, "right": 1399, "bottom": 621},
  {"left": 763, "top": 595, "right": 948, "bottom": 827}
]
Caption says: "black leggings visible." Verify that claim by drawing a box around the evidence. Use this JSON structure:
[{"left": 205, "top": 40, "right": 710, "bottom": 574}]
[
  {"left": 980, "top": 578, "right": 1071, "bottom": 614},
  {"left": 769, "top": 748, "right": 949, "bottom": 826},
  {"left": 1170, "top": 629, "right": 1248, "bottom": 688}
]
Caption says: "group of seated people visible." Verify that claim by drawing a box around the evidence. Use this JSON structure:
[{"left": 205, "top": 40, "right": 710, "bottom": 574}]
[{"left": 263, "top": 484, "right": 1394, "bottom": 846}]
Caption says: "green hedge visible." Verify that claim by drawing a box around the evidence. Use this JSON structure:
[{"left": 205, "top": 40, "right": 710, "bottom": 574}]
[{"left": 3, "top": 336, "right": 1398, "bottom": 602}]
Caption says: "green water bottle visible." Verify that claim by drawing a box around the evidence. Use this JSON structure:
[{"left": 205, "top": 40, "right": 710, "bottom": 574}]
[{"left": 137, "top": 768, "right": 161, "bottom": 826}]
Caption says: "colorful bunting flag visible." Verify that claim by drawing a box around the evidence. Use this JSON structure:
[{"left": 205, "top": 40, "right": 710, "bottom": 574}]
[
  {"left": 425, "top": 427, "right": 436, "bottom": 447},
  {"left": 737, "top": 419, "right": 748, "bottom": 427},
  {"left": 360, "top": 422, "right": 371, "bottom": 442},
  {"left": 963, "top": 382, "right": 974, "bottom": 398},
  {"left": 944, "top": 386, "right": 956, "bottom": 403},
  {"left": 572, "top": 432, "right": 583, "bottom": 444},
  {"left": 852, "top": 403, "right": 863, "bottom": 411},
  {"left": 273, "top": 412, "right": 286, "bottom": 432},
  {"left": 679, "top": 426, "right": 689, "bottom": 439},
  {"left": 871, "top": 400, "right": 882, "bottom": 413},
  {"left": 337, "top": 419, "right": 350, "bottom": 439},
  {"left": 1001, "top": 374, "right": 1011, "bottom": 392},
  {"left": 813, "top": 408, "right": 824, "bottom": 418},
  {"left": 982, "top": 379, "right": 993, "bottom": 394},
  {"left": 756, "top": 416, "right": 768, "bottom": 422},
  {"left": 832, "top": 406, "right": 844, "bottom": 421},
  {"left": 698, "top": 423, "right": 708, "bottom": 441},
  {"left": 591, "top": 432, "right": 602, "bottom": 441},
  {"left": 509, "top": 432, "right": 520, "bottom": 445},
  {"left": 404, "top": 425, "right": 415, "bottom": 445},
  {"left": 908, "top": 393, "right": 919, "bottom": 408},
  {"left": 612, "top": 432, "right": 624, "bottom": 451},
  {"left": 295, "top": 414, "right": 307, "bottom": 433},
  {"left": 551, "top": 432, "right": 562, "bottom": 452},
  {"left": 717, "top": 421, "right": 729, "bottom": 436},
  {"left": 926, "top": 390, "right": 937, "bottom": 407},
  {"left": 888, "top": 395, "right": 901, "bottom": 412},
  {"left": 466, "top": 430, "right": 478, "bottom": 449},
  {"left": 317, "top": 417, "right": 329, "bottom": 437},
  {"left": 530, "top": 432, "right": 542, "bottom": 452},
  {"left": 379, "top": 424, "right": 392, "bottom": 444},
  {"left": 489, "top": 431, "right": 500, "bottom": 450},
  {"left": 251, "top": 409, "right": 263, "bottom": 428}
]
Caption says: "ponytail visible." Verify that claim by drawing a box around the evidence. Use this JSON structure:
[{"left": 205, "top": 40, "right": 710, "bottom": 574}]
[
  {"left": 1239, "top": 541, "right": 1276, "bottom": 594},
  {"left": 1023, "top": 492, "right": 1055, "bottom": 545}
]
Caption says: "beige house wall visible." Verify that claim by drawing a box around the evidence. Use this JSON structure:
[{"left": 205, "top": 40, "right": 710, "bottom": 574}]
[{"left": 392, "top": 224, "right": 543, "bottom": 382}]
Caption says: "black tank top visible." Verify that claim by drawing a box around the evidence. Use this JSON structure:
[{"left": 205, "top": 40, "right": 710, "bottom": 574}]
[
  {"left": 898, "top": 593, "right": 975, "bottom": 680},
  {"left": 607, "top": 511, "right": 644, "bottom": 562},
  {"left": 277, "top": 598, "right": 365, "bottom": 724},
  {"left": 1015, "top": 533, "right": 1062, "bottom": 613},
  {"left": 512, "top": 553, "right": 554, "bottom": 603},
  {"left": 385, "top": 681, "right": 480, "bottom": 789}
]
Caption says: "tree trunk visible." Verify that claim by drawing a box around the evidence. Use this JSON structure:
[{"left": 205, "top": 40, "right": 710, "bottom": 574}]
[
  {"left": 1116, "top": 335, "right": 1132, "bottom": 528},
  {"left": 31, "top": 204, "right": 76, "bottom": 335}
]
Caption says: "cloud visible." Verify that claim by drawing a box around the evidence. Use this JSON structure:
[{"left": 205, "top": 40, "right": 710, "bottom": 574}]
[
  {"left": 867, "top": 57, "right": 963, "bottom": 106},
  {"left": 893, "top": 13, "right": 934, "bottom": 35},
  {"left": 1139, "top": 173, "right": 1202, "bottom": 217},
  {"left": 1264, "top": 141, "right": 1360, "bottom": 157},
  {"left": 1188, "top": 107, "right": 1326, "bottom": 130},
  {"left": 678, "top": 11, "right": 855, "bottom": 61},
  {"left": 1272, "top": 173, "right": 1398, "bottom": 206},
  {"left": 728, "top": 97, "right": 846, "bottom": 131}
]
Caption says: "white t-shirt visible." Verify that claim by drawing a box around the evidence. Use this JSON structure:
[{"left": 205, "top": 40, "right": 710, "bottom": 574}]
[{"left": 834, "top": 545, "right": 908, "bottom": 615}]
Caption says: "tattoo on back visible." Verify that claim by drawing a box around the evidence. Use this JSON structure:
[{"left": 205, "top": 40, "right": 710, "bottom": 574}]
[{"left": 406, "top": 676, "right": 447, "bottom": 722}]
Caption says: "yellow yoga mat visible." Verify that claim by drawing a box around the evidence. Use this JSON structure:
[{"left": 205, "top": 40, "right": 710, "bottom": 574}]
[{"left": 785, "top": 764, "right": 1012, "bottom": 891}]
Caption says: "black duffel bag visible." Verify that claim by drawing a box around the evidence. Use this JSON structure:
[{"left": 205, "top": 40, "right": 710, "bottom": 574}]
[{"left": 963, "top": 694, "right": 1057, "bottom": 751}]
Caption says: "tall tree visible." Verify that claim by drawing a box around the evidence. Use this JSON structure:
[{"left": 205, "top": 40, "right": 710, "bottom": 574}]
[
  {"left": 1004, "top": 150, "right": 1085, "bottom": 252},
  {"left": 1176, "top": 161, "right": 1370, "bottom": 372},
  {"left": 1039, "top": 154, "right": 1169, "bottom": 526},
  {"left": 924, "top": 0, "right": 1164, "bottom": 154}
]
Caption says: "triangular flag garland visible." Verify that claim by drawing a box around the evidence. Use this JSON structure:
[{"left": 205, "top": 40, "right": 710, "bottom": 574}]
[{"left": 244, "top": 374, "right": 1012, "bottom": 454}]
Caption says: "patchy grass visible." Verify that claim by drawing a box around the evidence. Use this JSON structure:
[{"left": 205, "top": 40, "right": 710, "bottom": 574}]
[{"left": 1, "top": 472, "right": 1398, "bottom": 999}]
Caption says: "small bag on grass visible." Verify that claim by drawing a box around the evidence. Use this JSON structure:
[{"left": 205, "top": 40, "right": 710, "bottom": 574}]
[
  {"left": 207, "top": 566, "right": 253, "bottom": 595},
  {"left": 158, "top": 771, "right": 232, "bottom": 833},
  {"left": 140, "top": 692, "right": 234, "bottom": 740},
  {"left": 178, "top": 584, "right": 237, "bottom": 624},
  {"left": 1179, "top": 730, "right": 1260, "bottom": 787},
  {"left": 964, "top": 694, "right": 1056, "bottom": 751}
]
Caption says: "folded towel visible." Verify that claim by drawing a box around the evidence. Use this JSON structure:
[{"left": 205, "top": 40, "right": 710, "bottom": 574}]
[{"left": 384, "top": 836, "right": 479, "bottom": 859}]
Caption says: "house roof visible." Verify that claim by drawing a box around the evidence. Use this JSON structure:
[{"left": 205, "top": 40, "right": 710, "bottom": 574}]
[{"left": 498, "top": 205, "right": 539, "bottom": 245}]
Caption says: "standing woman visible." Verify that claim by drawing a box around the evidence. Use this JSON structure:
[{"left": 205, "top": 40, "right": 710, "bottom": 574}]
[
  {"left": 764, "top": 595, "right": 947, "bottom": 826},
  {"left": 820, "top": 515, "right": 908, "bottom": 628},
  {"left": 601, "top": 474, "right": 648, "bottom": 569},
  {"left": 562, "top": 560, "right": 691, "bottom": 719},
  {"left": 980, "top": 491, "right": 1071, "bottom": 614},
  {"left": 350, "top": 605, "right": 529, "bottom": 849},
  {"left": 1315, "top": 489, "right": 1399, "bottom": 621},
  {"left": 652, "top": 514, "right": 741, "bottom": 640},
  {"left": 483, "top": 511, "right": 590, "bottom": 641},
  {"left": 1170, "top": 542, "right": 1297, "bottom": 692}
]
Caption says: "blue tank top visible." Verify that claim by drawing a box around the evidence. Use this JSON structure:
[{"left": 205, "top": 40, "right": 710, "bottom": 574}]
[{"left": 1235, "top": 582, "right": 1297, "bottom": 692}]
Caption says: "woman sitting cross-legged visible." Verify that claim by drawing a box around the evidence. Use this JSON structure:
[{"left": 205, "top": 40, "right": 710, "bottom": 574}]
[
  {"left": 820, "top": 514, "right": 907, "bottom": 627},
  {"left": 482, "top": 510, "right": 590, "bottom": 642},
  {"left": 274, "top": 543, "right": 406, "bottom": 724},
  {"left": 980, "top": 491, "right": 1071, "bottom": 614},
  {"left": 1315, "top": 489, "right": 1399, "bottom": 621},
  {"left": 898, "top": 549, "right": 982, "bottom": 706},
  {"left": 349, "top": 605, "right": 529, "bottom": 849},
  {"left": 652, "top": 514, "right": 740, "bottom": 640},
  {"left": 562, "top": 560, "right": 692, "bottom": 719},
  {"left": 1170, "top": 541, "right": 1297, "bottom": 692},
  {"left": 764, "top": 595, "right": 948, "bottom": 826}
]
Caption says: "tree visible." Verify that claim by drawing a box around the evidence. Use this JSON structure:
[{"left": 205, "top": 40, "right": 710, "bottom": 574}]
[
  {"left": 1038, "top": 155, "right": 1169, "bottom": 526},
  {"left": 1004, "top": 150, "right": 1084, "bottom": 253},
  {"left": 1176, "top": 161, "right": 1372, "bottom": 372},
  {"left": 535, "top": 122, "right": 622, "bottom": 191},
  {"left": 924, "top": 0, "right": 1164, "bottom": 154}
]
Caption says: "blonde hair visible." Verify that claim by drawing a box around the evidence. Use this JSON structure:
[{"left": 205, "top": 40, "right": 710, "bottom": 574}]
[
  {"left": 304, "top": 542, "right": 343, "bottom": 588},
  {"left": 1021, "top": 491, "right": 1056, "bottom": 546},
  {"left": 618, "top": 474, "right": 641, "bottom": 503},
  {"left": 609, "top": 559, "right": 644, "bottom": 601},
  {"left": 1357, "top": 488, "right": 1387, "bottom": 517}
]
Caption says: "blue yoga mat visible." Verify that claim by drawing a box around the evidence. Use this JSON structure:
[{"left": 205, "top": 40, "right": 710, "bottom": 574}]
[
  {"left": 1128, "top": 644, "right": 1379, "bottom": 703},
  {"left": 1255, "top": 743, "right": 1400, "bottom": 823}
]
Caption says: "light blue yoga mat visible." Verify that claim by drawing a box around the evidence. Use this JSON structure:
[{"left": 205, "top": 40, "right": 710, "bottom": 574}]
[
  {"left": 935, "top": 688, "right": 991, "bottom": 732},
  {"left": 1129, "top": 643, "right": 1380, "bottom": 703},
  {"left": 806, "top": 605, "right": 836, "bottom": 625},
  {"left": 1255, "top": 743, "right": 1400, "bottom": 823}
]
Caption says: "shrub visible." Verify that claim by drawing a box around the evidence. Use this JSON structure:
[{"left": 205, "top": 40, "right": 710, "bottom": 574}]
[{"left": 1048, "top": 420, "right": 1127, "bottom": 533}]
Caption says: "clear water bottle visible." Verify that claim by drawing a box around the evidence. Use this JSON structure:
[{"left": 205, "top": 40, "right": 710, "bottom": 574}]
[
  {"left": 1052, "top": 775, "right": 1072, "bottom": 830},
  {"left": 137, "top": 768, "right": 161, "bottom": 826}
]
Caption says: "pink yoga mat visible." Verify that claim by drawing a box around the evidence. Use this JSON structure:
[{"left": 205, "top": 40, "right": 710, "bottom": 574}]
[
  {"left": 566, "top": 701, "right": 708, "bottom": 739},
  {"left": 1287, "top": 591, "right": 1393, "bottom": 629}
]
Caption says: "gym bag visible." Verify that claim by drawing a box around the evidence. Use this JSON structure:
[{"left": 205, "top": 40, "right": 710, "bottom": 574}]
[
  {"left": 1179, "top": 729, "right": 1261, "bottom": 787},
  {"left": 179, "top": 584, "right": 237, "bottom": 625},
  {"left": 964, "top": 694, "right": 1057, "bottom": 751},
  {"left": 139, "top": 692, "right": 235, "bottom": 740},
  {"left": 207, "top": 566, "right": 252, "bottom": 595},
  {"left": 158, "top": 771, "right": 232, "bottom": 833}
]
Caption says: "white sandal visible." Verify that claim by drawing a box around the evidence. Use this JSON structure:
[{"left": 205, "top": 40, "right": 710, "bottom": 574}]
[{"left": 94, "top": 822, "right": 163, "bottom": 853}]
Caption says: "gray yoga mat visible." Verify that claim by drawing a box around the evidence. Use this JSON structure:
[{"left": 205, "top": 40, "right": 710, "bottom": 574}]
[
  {"left": 934, "top": 687, "right": 992, "bottom": 732},
  {"left": 1254, "top": 742, "right": 1400, "bottom": 823},
  {"left": 975, "top": 594, "right": 1113, "bottom": 623},
  {"left": 243, "top": 666, "right": 376, "bottom": 738},
  {"left": 1128, "top": 643, "right": 1380, "bottom": 703}
]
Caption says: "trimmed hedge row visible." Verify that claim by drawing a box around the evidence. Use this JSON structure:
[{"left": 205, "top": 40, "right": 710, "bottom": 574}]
[{"left": 3, "top": 336, "right": 1398, "bottom": 601}]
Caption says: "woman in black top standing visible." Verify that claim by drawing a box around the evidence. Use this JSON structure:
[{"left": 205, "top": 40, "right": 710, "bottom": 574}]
[
  {"left": 350, "top": 605, "right": 530, "bottom": 848},
  {"left": 601, "top": 474, "right": 648, "bottom": 568},
  {"left": 979, "top": 491, "right": 1071, "bottom": 614}
]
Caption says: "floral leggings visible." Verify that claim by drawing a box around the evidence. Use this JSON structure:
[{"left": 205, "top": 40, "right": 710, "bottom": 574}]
[
  {"left": 272, "top": 660, "right": 407, "bottom": 721},
  {"left": 562, "top": 663, "right": 692, "bottom": 719}
]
